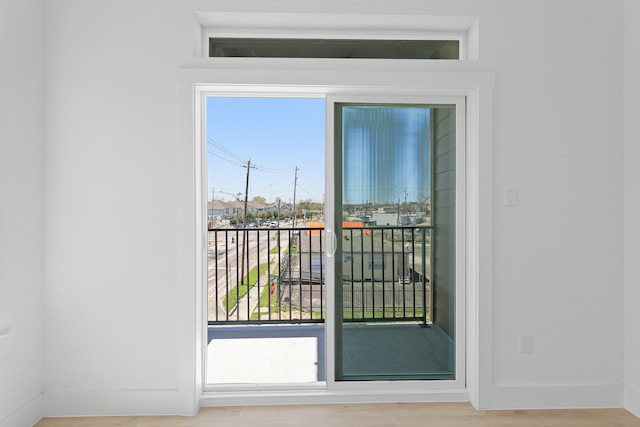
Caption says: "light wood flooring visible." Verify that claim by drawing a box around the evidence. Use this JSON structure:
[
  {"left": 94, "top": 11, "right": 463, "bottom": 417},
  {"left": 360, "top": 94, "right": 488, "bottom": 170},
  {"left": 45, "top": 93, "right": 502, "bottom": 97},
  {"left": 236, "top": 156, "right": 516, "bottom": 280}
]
[{"left": 35, "top": 402, "right": 640, "bottom": 427}]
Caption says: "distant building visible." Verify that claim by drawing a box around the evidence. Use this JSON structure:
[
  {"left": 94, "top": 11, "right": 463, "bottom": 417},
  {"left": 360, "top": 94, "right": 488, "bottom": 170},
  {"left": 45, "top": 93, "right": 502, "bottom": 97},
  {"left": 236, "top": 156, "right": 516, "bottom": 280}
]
[
  {"left": 263, "top": 203, "right": 292, "bottom": 213},
  {"left": 207, "top": 199, "right": 269, "bottom": 220},
  {"left": 297, "top": 222, "right": 411, "bottom": 283},
  {"left": 372, "top": 212, "right": 398, "bottom": 226}
]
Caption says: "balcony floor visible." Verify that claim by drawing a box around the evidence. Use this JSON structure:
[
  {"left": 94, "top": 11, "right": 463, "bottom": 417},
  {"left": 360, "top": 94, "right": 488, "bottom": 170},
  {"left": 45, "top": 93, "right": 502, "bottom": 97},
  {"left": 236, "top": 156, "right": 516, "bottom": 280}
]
[{"left": 207, "top": 322, "right": 453, "bottom": 384}]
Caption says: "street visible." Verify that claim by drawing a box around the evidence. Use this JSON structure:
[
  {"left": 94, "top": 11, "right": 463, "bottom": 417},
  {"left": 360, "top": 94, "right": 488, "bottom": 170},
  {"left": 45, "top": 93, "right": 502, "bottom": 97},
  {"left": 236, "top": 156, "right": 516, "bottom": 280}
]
[{"left": 208, "top": 227, "right": 291, "bottom": 321}]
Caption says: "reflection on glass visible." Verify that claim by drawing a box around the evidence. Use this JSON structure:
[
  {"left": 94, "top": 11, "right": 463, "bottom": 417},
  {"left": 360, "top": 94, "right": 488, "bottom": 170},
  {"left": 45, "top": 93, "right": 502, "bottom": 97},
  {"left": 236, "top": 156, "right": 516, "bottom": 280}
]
[{"left": 335, "top": 104, "right": 455, "bottom": 381}]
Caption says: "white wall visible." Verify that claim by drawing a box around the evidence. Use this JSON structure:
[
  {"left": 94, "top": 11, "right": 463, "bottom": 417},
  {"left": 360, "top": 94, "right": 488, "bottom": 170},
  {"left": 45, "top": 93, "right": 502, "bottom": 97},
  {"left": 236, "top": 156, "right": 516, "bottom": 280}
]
[
  {"left": 39, "top": 0, "right": 628, "bottom": 416},
  {"left": 624, "top": 0, "right": 640, "bottom": 418},
  {"left": 42, "top": 0, "right": 196, "bottom": 416},
  {"left": 482, "top": 0, "right": 624, "bottom": 408},
  {"left": 0, "top": 0, "right": 45, "bottom": 426}
]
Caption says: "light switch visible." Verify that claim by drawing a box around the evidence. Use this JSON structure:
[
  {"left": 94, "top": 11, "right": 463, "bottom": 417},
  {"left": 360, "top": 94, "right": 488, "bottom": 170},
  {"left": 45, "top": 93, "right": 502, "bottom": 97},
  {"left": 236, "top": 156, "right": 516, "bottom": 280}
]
[{"left": 504, "top": 186, "right": 517, "bottom": 207}]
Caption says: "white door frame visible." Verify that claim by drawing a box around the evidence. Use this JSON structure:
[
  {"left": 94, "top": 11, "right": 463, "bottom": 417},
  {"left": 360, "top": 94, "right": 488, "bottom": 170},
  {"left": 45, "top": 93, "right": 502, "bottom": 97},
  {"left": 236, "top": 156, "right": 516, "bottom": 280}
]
[{"left": 181, "top": 70, "right": 495, "bottom": 407}]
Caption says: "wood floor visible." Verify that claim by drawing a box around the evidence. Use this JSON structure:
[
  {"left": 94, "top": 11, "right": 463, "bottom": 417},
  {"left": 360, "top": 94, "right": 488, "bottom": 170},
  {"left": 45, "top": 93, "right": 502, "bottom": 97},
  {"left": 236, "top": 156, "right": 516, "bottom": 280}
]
[{"left": 35, "top": 402, "right": 640, "bottom": 427}]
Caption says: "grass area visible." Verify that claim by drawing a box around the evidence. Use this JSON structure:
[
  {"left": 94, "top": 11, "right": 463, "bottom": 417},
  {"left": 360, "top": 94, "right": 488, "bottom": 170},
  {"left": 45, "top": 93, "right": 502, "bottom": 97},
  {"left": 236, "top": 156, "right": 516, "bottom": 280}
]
[
  {"left": 269, "top": 245, "right": 280, "bottom": 254},
  {"left": 272, "top": 303, "right": 323, "bottom": 319},
  {"left": 251, "top": 283, "right": 324, "bottom": 321},
  {"left": 250, "top": 280, "right": 280, "bottom": 321},
  {"left": 222, "top": 261, "right": 270, "bottom": 312}
]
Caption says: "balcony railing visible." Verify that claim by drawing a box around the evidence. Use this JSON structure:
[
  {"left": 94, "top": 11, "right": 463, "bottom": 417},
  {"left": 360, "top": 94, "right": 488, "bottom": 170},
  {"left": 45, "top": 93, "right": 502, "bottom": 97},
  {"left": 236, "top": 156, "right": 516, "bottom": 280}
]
[{"left": 207, "top": 225, "right": 432, "bottom": 325}]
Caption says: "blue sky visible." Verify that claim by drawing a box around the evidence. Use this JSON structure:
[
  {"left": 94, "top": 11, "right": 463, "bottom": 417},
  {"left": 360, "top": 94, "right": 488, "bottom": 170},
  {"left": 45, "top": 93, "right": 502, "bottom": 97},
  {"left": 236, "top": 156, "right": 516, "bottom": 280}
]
[{"left": 206, "top": 97, "right": 325, "bottom": 205}]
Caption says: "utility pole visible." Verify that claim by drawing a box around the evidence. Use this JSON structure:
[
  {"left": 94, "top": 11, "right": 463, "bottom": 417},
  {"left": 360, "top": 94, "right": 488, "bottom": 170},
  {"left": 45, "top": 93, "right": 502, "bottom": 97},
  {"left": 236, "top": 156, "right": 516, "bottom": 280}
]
[
  {"left": 277, "top": 198, "right": 281, "bottom": 225},
  {"left": 242, "top": 159, "right": 252, "bottom": 229},
  {"left": 404, "top": 187, "right": 408, "bottom": 224},
  {"left": 216, "top": 190, "right": 243, "bottom": 225},
  {"left": 292, "top": 166, "right": 299, "bottom": 228},
  {"left": 239, "top": 160, "right": 254, "bottom": 297},
  {"left": 364, "top": 200, "right": 369, "bottom": 225}
]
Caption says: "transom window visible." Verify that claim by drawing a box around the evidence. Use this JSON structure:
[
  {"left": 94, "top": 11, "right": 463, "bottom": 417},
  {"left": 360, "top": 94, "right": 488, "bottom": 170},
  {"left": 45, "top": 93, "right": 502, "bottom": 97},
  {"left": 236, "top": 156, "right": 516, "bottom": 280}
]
[{"left": 209, "top": 37, "right": 460, "bottom": 59}]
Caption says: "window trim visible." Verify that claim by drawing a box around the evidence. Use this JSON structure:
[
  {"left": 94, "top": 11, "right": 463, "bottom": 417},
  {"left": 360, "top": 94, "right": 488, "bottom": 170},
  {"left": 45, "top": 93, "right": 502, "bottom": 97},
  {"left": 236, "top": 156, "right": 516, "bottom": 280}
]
[
  {"left": 183, "top": 68, "right": 494, "bottom": 408},
  {"left": 196, "top": 12, "right": 478, "bottom": 60}
]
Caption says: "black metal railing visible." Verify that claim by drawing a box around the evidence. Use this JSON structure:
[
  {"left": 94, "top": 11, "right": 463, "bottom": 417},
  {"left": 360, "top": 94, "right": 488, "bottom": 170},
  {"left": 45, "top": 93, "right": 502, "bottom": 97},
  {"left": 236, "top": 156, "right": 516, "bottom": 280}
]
[
  {"left": 207, "top": 225, "right": 432, "bottom": 325},
  {"left": 340, "top": 226, "right": 431, "bottom": 323}
]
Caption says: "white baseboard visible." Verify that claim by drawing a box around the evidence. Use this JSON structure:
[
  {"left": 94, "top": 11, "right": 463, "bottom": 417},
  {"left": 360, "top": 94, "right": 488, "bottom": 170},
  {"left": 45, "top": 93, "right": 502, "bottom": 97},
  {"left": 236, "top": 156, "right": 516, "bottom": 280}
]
[
  {"left": 483, "top": 383, "right": 623, "bottom": 410},
  {"left": 43, "top": 389, "right": 197, "bottom": 417},
  {"left": 625, "top": 384, "right": 640, "bottom": 418},
  {"left": 0, "top": 393, "right": 43, "bottom": 427},
  {"left": 201, "top": 384, "right": 622, "bottom": 410},
  {"left": 38, "top": 384, "right": 633, "bottom": 416},
  {"left": 201, "top": 388, "right": 470, "bottom": 407}
]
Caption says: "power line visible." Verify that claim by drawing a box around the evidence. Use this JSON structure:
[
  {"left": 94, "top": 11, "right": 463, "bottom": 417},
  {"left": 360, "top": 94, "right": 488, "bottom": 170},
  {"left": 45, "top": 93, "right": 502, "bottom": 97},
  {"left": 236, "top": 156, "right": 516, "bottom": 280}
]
[
  {"left": 207, "top": 138, "right": 288, "bottom": 173},
  {"left": 206, "top": 150, "right": 245, "bottom": 167},
  {"left": 253, "top": 165, "right": 282, "bottom": 174},
  {"left": 296, "top": 183, "right": 322, "bottom": 203},
  {"left": 297, "top": 171, "right": 323, "bottom": 202},
  {"left": 207, "top": 137, "right": 246, "bottom": 164}
]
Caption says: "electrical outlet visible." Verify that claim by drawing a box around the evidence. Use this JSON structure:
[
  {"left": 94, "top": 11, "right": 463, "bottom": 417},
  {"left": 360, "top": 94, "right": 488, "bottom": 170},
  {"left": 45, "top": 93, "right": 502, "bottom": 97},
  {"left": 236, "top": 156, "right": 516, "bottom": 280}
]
[{"left": 519, "top": 333, "right": 532, "bottom": 353}]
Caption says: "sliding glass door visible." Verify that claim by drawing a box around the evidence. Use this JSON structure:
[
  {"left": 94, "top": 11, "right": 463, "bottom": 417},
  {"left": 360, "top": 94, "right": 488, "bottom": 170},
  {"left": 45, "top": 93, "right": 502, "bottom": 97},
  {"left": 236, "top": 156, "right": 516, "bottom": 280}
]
[
  {"left": 328, "top": 97, "right": 465, "bottom": 383},
  {"left": 202, "top": 91, "right": 465, "bottom": 391}
]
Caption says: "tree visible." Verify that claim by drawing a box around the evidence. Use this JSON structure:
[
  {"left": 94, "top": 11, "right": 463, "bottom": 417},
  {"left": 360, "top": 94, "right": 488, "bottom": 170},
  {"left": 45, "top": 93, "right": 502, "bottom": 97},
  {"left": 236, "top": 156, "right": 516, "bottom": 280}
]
[
  {"left": 259, "top": 211, "right": 271, "bottom": 221},
  {"left": 297, "top": 198, "right": 323, "bottom": 211},
  {"left": 252, "top": 195, "right": 266, "bottom": 204}
]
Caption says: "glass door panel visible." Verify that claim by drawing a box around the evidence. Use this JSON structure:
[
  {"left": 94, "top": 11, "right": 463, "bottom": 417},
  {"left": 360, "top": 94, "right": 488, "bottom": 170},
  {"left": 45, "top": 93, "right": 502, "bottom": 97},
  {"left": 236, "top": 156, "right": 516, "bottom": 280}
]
[
  {"left": 334, "top": 103, "right": 456, "bottom": 381},
  {"left": 205, "top": 96, "right": 326, "bottom": 386}
]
